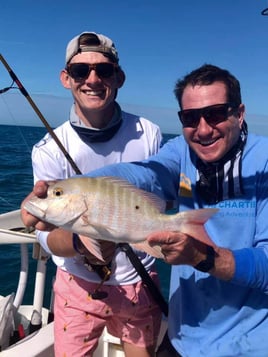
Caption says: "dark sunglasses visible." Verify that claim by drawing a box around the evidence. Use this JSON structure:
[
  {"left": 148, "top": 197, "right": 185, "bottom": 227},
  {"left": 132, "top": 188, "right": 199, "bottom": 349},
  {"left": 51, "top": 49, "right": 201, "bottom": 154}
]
[
  {"left": 66, "top": 62, "right": 118, "bottom": 80},
  {"left": 178, "top": 103, "right": 237, "bottom": 128}
]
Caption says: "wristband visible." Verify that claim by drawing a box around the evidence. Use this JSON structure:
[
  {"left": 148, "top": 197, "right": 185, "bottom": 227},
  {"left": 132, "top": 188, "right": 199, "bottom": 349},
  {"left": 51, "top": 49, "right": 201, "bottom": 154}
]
[
  {"left": 194, "top": 245, "right": 215, "bottom": 272},
  {"left": 72, "top": 233, "right": 84, "bottom": 255}
]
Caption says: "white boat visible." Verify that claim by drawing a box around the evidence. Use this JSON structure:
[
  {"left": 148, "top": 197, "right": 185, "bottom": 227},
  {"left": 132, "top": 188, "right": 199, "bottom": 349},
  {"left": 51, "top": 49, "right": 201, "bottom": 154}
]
[{"left": 0, "top": 209, "right": 167, "bottom": 356}]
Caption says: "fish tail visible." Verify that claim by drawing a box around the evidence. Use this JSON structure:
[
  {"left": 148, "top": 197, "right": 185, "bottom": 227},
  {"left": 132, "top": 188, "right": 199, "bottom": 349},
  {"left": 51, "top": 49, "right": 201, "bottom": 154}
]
[
  {"left": 181, "top": 223, "right": 215, "bottom": 247},
  {"left": 170, "top": 208, "right": 218, "bottom": 247}
]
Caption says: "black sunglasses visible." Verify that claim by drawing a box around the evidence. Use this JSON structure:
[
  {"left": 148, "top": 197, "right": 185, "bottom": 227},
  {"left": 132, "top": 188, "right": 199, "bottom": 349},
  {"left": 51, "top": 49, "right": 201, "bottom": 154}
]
[
  {"left": 178, "top": 103, "right": 237, "bottom": 128},
  {"left": 66, "top": 62, "right": 118, "bottom": 80}
]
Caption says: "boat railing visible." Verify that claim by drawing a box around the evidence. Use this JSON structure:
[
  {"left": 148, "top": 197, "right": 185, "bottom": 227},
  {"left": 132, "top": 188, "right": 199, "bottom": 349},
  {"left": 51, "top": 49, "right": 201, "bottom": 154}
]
[{"left": 0, "top": 209, "right": 53, "bottom": 353}]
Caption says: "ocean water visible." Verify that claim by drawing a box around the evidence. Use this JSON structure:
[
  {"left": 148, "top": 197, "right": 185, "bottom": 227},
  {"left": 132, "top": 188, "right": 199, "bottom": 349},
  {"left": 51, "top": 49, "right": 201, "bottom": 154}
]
[{"left": 0, "top": 125, "right": 174, "bottom": 308}]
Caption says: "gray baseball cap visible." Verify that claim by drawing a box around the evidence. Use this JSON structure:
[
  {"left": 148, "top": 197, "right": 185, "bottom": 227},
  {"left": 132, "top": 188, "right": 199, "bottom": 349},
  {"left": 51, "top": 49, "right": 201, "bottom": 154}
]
[{"left": 65, "top": 31, "right": 119, "bottom": 64}]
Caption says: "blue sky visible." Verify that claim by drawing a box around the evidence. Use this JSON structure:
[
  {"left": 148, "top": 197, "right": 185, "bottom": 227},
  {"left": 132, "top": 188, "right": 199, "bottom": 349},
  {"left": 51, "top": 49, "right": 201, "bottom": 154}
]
[{"left": 1, "top": 0, "right": 268, "bottom": 134}]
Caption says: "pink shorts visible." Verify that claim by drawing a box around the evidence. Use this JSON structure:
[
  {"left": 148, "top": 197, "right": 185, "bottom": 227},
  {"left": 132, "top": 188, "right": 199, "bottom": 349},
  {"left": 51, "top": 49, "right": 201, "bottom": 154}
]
[{"left": 53, "top": 268, "right": 162, "bottom": 356}]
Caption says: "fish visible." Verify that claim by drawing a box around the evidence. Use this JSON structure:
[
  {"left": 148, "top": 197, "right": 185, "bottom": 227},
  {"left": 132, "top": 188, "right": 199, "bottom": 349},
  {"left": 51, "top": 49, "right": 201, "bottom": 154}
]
[{"left": 24, "top": 176, "right": 218, "bottom": 260}]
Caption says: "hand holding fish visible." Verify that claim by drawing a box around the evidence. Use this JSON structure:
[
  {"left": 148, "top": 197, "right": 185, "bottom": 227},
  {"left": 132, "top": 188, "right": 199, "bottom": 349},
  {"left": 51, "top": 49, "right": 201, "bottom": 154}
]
[
  {"left": 21, "top": 180, "right": 55, "bottom": 231},
  {"left": 21, "top": 181, "right": 116, "bottom": 263},
  {"left": 147, "top": 230, "right": 236, "bottom": 280},
  {"left": 147, "top": 231, "right": 210, "bottom": 266}
]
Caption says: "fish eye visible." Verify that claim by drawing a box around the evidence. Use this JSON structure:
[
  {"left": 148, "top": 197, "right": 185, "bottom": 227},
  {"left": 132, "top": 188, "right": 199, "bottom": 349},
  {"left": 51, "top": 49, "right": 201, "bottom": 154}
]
[{"left": 53, "top": 187, "right": 63, "bottom": 197}]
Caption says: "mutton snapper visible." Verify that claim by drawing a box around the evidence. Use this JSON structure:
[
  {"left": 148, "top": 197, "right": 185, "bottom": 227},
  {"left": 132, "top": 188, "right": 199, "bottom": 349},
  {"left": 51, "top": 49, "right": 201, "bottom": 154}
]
[{"left": 24, "top": 176, "right": 218, "bottom": 259}]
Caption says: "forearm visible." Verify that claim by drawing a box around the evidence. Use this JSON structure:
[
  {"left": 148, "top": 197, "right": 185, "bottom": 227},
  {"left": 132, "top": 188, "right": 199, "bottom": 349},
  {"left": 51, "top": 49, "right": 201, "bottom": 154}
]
[
  {"left": 46, "top": 229, "right": 76, "bottom": 257},
  {"left": 39, "top": 229, "right": 116, "bottom": 265},
  {"left": 209, "top": 246, "right": 235, "bottom": 281},
  {"left": 148, "top": 231, "right": 268, "bottom": 290},
  {"left": 208, "top": 246, "right": 268, "bottom": 293}
]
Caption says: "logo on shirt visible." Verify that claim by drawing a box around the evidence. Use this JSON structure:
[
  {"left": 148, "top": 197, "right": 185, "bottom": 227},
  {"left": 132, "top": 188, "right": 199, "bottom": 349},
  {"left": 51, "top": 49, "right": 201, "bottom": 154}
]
[{"left": 179, "top": 173, "right": 192, "bottom": 198}]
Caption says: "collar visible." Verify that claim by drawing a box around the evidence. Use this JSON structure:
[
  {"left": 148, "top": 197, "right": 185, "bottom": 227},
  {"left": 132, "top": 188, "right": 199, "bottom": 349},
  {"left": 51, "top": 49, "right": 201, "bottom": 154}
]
[
  {"left": 70, "top": 102, "right": 122, "bottom": 143},
  {"left": 196, "top": 122, "right": 248, "bottom": 204}
]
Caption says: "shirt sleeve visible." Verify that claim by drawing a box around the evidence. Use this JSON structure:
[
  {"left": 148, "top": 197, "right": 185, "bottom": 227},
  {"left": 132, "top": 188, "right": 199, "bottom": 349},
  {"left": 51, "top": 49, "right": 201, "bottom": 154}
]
[
  {"left": 231, "top": 248, "right": 268, "bottom": 294},
  {"left": 230, "top": 150, "right": 268, "bottom": 294},
  {"left": 32, "top": 144, "right": 66, "bottom": 182},
  {"left": 85, "top": 138, "right": 181, "bottom": 202}
]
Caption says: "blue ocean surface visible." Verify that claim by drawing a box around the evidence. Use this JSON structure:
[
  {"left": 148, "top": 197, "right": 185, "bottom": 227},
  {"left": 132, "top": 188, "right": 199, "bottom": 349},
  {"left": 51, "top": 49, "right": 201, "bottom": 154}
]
[{"left": 0, "top": 125, "right": 174, "bottom": 308}]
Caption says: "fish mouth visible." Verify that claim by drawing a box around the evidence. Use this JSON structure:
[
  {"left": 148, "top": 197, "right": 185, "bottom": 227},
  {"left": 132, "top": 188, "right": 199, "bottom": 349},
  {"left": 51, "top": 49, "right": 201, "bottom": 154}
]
[
  {"left": 24, "top": 200, "right": 47, "bottom": 220},
  {"left": 24, "top": 197, "right": 89, "bottom": 227}
]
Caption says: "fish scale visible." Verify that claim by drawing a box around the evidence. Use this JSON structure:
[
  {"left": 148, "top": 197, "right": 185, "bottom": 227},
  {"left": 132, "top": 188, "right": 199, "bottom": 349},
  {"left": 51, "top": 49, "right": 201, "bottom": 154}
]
[
  {"left": 89, "top": 178, "right": 131, "bottom": 230},
  {"left": 87, "top": 177, "right": 159, "bottom": 234}
]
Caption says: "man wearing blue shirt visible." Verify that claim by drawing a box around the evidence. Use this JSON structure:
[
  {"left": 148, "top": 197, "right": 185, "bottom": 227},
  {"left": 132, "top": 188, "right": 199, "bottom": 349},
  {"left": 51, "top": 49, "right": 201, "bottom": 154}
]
[{"left": 22, "top": 64, "right": 268, "bottom": 356}]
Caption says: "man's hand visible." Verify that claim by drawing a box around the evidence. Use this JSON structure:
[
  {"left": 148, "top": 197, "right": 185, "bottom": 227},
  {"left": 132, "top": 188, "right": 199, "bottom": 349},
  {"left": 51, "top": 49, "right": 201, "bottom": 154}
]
[
  {"left": 21, "top": 180, "right": 55, "bottom": 231},
  {"left": 147, "top": 231, "right": 208, "bottom": 266},
  {"left": 147, "top": 231, "right": 235, "bottom": 281}
]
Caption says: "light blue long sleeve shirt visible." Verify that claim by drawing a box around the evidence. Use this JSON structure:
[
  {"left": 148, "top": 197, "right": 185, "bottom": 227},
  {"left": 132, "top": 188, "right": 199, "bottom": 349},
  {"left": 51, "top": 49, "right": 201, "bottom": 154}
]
[{"left": 87, "top": 133, "right": 268, "bottom": 356}]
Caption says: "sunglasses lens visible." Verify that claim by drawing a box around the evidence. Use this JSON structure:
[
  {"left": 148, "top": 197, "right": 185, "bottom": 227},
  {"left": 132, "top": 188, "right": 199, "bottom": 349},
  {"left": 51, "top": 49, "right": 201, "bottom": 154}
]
[
  {"left": 205, "top": 106, "right": 228, "bottom": 125},
  {"left": 179, "top": 104, "right": 230, "bottom": 128},
  {"left": 95, "top": 63, "right": 115, "bottom": 78},
  {"left": 178, "top": 111, "right": 200, "bottom": 127},
  {"left": 68, "top": 63, "right": 90, "bottom": 80},
  {"left": 67, "top": 63, "right": 116, "bottom": 80}
]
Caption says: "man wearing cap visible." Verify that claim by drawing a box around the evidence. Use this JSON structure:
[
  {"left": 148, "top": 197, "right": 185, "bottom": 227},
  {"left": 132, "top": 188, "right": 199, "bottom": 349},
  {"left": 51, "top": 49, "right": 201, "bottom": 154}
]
[{"left": 31, "top": 32, "right": 162, "bottom": 356}]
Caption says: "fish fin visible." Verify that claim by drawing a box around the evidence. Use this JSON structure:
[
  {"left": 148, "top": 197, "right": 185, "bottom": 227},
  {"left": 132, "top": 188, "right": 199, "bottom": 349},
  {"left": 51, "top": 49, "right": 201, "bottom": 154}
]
[
  {"left": 99, "top": 176, "right": 167, "bottom": 213},
  {"left": 181, "top": 223, "right": 216, "bottom": 247},
  {"left": 78, "top": 235, "right": 105, "bottom": 262},
  {"left": 131, "top": 242, "right": 164, "bottom": 259},
  {"left": 175, "top": 208, "right": 218, "bottom": 247}
]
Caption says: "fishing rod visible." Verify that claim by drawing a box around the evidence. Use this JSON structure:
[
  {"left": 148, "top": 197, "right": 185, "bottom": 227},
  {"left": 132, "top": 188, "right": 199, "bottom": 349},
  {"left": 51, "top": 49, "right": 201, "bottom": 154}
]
[{"left": 0, "top": 53, "right": 81, "bottom": 175}]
